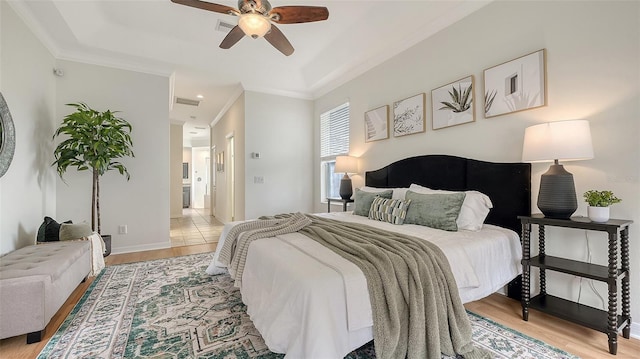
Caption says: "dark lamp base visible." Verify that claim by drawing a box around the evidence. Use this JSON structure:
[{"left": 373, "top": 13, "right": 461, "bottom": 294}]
[
  {"left": 537, "top": 164, "right": 577, "bottom": 219},
  {"left": 339, "top": 175, "right": 353, "bottom": 200}
]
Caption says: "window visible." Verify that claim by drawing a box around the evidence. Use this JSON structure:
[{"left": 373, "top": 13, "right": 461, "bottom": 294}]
[{"left": 320, "top": 102, "right": 350, "bottom": 200}]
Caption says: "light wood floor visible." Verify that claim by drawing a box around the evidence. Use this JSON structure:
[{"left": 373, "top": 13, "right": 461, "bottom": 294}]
[{"left": 1, "top": 243, "right": 638, "bottom": 359}]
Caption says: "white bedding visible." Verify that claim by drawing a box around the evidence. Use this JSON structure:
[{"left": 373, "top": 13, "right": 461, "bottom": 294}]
[{"left": 208, "top": 212, "right": 522, "bottom": 358}]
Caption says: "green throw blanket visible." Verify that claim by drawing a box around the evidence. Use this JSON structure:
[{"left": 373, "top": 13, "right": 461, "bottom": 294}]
[{"left": 228, "top": 213, "right": 490, "bottom": 359}]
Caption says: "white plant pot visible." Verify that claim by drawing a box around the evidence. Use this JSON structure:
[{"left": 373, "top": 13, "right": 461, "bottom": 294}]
[{"left": 588, "top": 206, "right": 610, "bottom": 222}]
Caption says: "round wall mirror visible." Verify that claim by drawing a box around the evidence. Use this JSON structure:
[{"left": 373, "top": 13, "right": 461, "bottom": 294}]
[{"left": 0, "top": 92, "right": 16, "bottom": 178}]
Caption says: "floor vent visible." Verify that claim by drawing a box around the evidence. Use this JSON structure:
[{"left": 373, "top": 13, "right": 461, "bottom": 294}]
[{"left": 175, "top": 97, "right": 200, "bottom": 106}]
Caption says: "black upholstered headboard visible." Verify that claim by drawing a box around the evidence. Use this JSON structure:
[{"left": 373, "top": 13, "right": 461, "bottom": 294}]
[{"left": 365, "top": 155, "right": 531, "bottom": 233}]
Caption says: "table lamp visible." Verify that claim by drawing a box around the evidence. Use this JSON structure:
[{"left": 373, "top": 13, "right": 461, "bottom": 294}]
[
  {"left": 522, "top": 120, "right": 594, "bottom": 219},
  {"left": 335, "top": 155, "right": 358, "bottom": 199}
]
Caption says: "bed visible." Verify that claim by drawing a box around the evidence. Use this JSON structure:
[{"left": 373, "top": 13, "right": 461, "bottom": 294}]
[{"left": 209, "top": 155, "right": 531, "bottom": 358}]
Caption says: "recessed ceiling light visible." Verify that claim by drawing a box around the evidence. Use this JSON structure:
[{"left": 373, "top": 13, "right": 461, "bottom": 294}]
[{"left": 196, "top": 94, "right": 204, "bottom": 99}]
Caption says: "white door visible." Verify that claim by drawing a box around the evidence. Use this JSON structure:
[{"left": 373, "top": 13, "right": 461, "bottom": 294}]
[{"left": 191, "top": 147, "right": 209, "bottom": 208}]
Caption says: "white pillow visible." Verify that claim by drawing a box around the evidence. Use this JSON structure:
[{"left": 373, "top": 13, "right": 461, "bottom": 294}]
[
  {"left": 360, "top": 186, "right": 408, "bottom": 200},
  {"left": 409, "top": 183, "right": 492, "bottom": 231}
]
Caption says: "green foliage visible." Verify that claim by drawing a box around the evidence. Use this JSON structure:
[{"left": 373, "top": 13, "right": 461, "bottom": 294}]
[
  {"left": 439, "top": 83, "right": 473, "bottom": 113},
  {"left": 583, "top": 190, "right": 621, "bottom": 207},
  {"left": 53, "top": 103, "right": 134, "bottom": 179},
  {"left": 52, "top": 103, "right": 134, "bottom": 232}
]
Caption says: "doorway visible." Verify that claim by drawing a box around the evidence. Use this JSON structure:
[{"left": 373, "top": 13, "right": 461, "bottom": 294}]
[{"left": 191, "top": 147, "right": 209, "bottom": 209}]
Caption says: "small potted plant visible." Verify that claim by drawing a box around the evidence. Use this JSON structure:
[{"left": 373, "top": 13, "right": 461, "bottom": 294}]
[{"left": 583, "top": 190, "right": 621, "bottom": 222}]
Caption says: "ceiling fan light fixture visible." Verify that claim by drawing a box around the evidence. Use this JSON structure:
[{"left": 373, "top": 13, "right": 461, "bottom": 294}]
[{"left": 238, "top": 13, "right": 271, "bottom": 39}]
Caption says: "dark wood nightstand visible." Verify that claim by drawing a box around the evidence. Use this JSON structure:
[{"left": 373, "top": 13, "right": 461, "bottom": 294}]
[
  {"left": 519, "top": 214, "right": 633, "bottom": 355},
  {"left": 327, "top": 198, "right": 354, "bottom": 212}
]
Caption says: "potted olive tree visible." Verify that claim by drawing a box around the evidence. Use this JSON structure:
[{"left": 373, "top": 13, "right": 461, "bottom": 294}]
[
  {"left": 583, "top": 190, "right": 621, "bottom": 222},
  {"left": 52, "top": 103, "right": 134, "bottom": 255}
]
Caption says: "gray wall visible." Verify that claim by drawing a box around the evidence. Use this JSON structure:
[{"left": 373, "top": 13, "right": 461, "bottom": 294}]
[
  {"left": 244, "top": 91, "right": 313, "bottom": 219},
  {"left": 211, "top": 93, "right": 245, "bottom": 222},
  {"left": 54, "top": 60, "right": 171, "bottom": 254},
  {"left": 212, "top": 91, "right": 314, "bottom": 221},
  {"left": 170, "top": 123, "right": 183, "bottom": 218},
  {"left": 0, "top": 2, "right": 57, "bottom": 255},
  {"left": 314, "top": 0, "right": 640, "bottom": 336}
]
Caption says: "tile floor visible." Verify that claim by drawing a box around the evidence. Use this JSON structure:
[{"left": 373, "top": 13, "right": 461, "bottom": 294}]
[{"left": 170, "top": 208, "right": 224, "bottom": 247}]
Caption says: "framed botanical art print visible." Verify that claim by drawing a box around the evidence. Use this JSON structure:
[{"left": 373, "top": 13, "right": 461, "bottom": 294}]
[
  {"left": 216, "top": 151, "right": 224, "bottom": 172},
  {"left": 393, "top": 93, "right": 425, "bottom": 137},
  {"left": 431, "top": 75, "right": 475, "bottom": 130},
  {"left": 483, "top": 49, "right": 547, "bottom": 118},
  {"left": 364, "top": 105, "right": 389, "bottom": 142}
]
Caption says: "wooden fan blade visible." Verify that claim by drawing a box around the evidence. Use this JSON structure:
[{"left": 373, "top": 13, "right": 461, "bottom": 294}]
[
  {"left": 219, "top": 26, "right": 245, "bottom": 49},
  {"left": 264, "top": 25, "right": 294, "bottom": 56},
  {"left": 171, "top": 0, "right": 237, "bottom": 15},
  {"left": 269, "top": 6, "right": 329, "bottom": 24}
]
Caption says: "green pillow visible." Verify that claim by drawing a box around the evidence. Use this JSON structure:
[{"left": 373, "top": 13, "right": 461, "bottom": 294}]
[
  {"left": 368, "top": 197, "right": 412, "bottom": 225},
  {"left": 59, "top": 223, "right": 93, "bottom": 241},
  {"left": 353, "top": 188, "right": 393, "bottom": 216},
  {"left": 404, "top": 191, "right": 466, "bottom": 231}
]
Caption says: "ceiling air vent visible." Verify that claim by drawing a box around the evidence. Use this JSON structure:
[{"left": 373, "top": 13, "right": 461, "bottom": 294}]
[
  {"left": 216, "top": 19, "right": 236, "bottom": 32},
  {"left": 175, "top": 97, "right": 200, "bottom": 106}
]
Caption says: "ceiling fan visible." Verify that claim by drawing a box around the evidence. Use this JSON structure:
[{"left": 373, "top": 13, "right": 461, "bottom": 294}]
[{"left": 171, "top": 0, "right": 329, "bottom": 56}]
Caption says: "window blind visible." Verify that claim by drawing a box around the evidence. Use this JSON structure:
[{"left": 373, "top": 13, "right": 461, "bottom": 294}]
[{"left": 320, "top": 102, "right": 350, "bottom": 159}]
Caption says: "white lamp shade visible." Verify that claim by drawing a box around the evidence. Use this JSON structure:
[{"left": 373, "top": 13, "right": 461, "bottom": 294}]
[
  {"left": 238, "top": 13, "right": 271, "bottom": 38},
  {"left": 522, "top": 119, "right": 594, "bottom": 163},
  {"left": 335, "top": 155, "right": 358, "bottom": 174}
]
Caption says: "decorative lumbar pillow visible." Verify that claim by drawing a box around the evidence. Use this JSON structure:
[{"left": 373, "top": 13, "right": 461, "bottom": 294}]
[
  {"left": 36, "top": 217, "right": 72, "bottom": 242},
  {"left": 368, "top": 197, "right": 412, "bottom": 225},
  {"left": 409, "top": 183, "right": 492, "bottom": 231},
  {"left": 404, "top": 190, "right": 466, "bottom": 231},
  {"left": 360, "top": 186, "right": 409, "bottom": 200},
  {"left": 353, "top": 188, "right": 393, "bottom": 216},
  {"left": 59, "top": 223, "right": 93, "bottom": 241}
]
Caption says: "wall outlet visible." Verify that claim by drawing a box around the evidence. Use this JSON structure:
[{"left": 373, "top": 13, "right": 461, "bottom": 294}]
[
  {"left": 118, "top": 225, "right": 128, "bottom": 234},
  {"left": 254, "top": 176, "right": 264, "bottom": 184}
]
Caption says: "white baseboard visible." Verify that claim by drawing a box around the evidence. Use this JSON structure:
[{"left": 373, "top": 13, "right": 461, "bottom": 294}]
[
  {"left": 631, "top": 321, "right": 640, "bottom": 340},
  {"left": 110, "top": 241, "right": 171, "bottom": 255}
]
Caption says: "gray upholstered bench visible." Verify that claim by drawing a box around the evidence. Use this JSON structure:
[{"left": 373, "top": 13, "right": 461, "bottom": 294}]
[{"left": 0, "top": 241, "right": 91, "bottom": 343}]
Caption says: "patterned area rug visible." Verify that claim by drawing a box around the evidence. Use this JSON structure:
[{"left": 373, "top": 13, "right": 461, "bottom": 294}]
[{"left": 38, "top": 253, "right": 578, "bottom": 359}]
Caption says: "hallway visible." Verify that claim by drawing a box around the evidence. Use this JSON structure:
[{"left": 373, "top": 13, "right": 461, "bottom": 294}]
[{"left": 170, "top": 208, "right": 224, "bottom": 247}]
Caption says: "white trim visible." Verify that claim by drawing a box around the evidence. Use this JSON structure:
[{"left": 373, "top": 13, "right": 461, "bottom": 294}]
[
  {"left": 169, "top": 72, "right": 176, "bottom": 111},
  {"left": 309, "top": 1, "right": 494, "bottom": 98},
  {"left": 110, "top": 241, "right": 171, "bottom": 255},
  {"left": 631, "top": 321, "right": 640, "bottom": 340},
  {"left": 242, "top": 84, "right": 313, "bottom": 100},
  {"left": 7, "top": 1, "right": 174, "bottom": 78},
  {"left": 6, "top": 0, "right": 60, "bottom": 57},
  {"left": 55, "top": 50, "right": 174, "bottom": 78},
  {"left": 211, "top": 84, "right": 244, "bottom": 127}
]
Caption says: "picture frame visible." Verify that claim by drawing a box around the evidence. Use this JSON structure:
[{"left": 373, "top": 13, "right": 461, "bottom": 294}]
[
  {"left": 483, "top": 49, "right": 547, "bottom": 118},
  {"left": 364, "top": 105, "right": 389, "bottom": 142},
  {"left": 216, "top": 151, "right": 224, "bottom": 172},
  {"left": 431, "top": 75, "right": 475, "bottom": 130},
  {"left": 393, "top": 93, "right": 425, "bottom": 137}
]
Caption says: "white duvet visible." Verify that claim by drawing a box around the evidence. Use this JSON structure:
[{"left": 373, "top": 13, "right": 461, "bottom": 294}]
[{"left": 208, "top": 212, "right": 522, "bottom": 358}]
